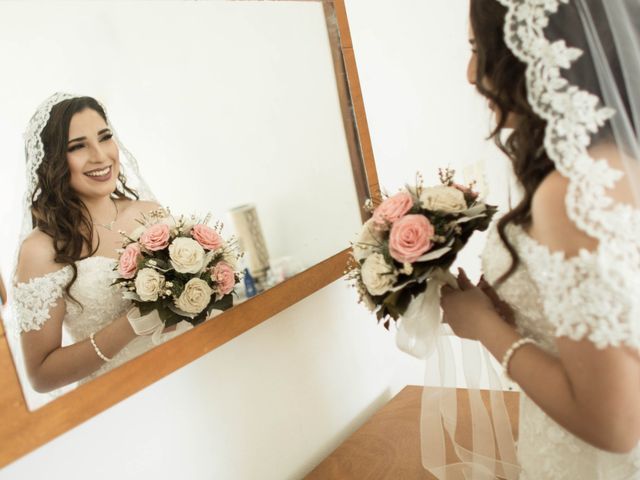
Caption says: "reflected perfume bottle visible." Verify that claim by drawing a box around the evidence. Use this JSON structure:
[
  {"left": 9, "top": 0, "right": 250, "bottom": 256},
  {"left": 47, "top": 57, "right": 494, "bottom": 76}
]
[{"left": 243, "top": 268, "right": 258, "bottom": 298}]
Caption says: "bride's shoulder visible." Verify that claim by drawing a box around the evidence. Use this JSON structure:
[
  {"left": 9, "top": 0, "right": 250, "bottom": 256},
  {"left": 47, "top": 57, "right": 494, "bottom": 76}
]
[
  {"left": 529, "top": 170, "right": 598, "bottom": 257},
  {"left": 16, "top": 230, "right": 66, "bottom": 283},
  {"left": 116, "top": 198, "right": 162, "bottom": 220}
]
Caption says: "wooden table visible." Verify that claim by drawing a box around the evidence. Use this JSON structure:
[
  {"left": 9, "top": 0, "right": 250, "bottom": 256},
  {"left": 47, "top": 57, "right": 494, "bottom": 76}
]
[{"left": 306, "top": 386, "right": 520, "bottom": 479}]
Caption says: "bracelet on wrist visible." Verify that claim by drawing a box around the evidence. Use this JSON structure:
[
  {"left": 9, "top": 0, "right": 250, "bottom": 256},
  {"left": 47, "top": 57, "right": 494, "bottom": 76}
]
[
  {"left": 501, "top": 337, "right": 537, "bottom": 381},
  {"left": 90, "top": 332, "right": 112, "bottom": 362}
]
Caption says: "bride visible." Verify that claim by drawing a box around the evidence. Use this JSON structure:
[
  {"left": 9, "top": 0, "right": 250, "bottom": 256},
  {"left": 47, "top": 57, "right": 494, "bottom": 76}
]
[
  {"left": 436, "top": 0, "right": 640, "bottom": 478},
  {"left": 13, "top": 93, "right": 180, "bottom": 394}
]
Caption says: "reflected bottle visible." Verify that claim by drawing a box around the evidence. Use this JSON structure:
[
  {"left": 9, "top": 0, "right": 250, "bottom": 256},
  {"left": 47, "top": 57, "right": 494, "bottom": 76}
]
[{"left": 243, "top": 268, "right": 258, "bottom": 298}]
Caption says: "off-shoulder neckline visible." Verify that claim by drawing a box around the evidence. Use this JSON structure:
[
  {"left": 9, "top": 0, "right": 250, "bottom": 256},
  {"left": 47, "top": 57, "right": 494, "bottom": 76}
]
[{"left": 14, "top": 256, "right": 117, "bottom": 287}]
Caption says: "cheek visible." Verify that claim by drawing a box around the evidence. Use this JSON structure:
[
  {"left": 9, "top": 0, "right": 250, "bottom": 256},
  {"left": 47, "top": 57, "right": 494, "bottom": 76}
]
[
  {"left": 109, "top": 143, "right": 121, "bottom": 175},
  {"left": 66, "top": 153, "right": 86, "bottom": 186}
]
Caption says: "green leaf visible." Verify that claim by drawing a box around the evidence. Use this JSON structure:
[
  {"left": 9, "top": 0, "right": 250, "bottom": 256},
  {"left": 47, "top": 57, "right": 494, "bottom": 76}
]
[{"left": 210, "top": 294, "right": 234, "bottom": 312}]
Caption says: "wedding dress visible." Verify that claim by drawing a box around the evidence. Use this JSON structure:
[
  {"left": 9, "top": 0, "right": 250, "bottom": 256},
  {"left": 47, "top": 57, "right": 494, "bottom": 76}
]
[
  {"left": 481, "top": 222, "right": 640, "bottom": 479},
  {"left": 13, "top": 256, "right": 165, "bottom": 384}
]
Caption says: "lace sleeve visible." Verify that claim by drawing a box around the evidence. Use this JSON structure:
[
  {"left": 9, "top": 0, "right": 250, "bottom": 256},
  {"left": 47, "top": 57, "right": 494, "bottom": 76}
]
[
  {"left": 522, "top": 237, "right": 640, "bottom": 351},
  {"left": 12, "top": 267, "right": 72, "bottom": 333}
]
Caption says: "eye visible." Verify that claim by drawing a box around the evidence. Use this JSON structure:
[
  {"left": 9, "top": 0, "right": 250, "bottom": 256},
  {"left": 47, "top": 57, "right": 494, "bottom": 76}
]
[
  {"left": 99, "top": 133, "right": 113, "bottom": 142},
  {"left": 67, "top": 143, "right": 84, "bottom": 152}
]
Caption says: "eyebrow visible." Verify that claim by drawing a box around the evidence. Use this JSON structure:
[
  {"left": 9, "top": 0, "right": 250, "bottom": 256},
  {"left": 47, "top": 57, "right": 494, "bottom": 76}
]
[
  {"left": 469, "top": 38, "right": 476, "bottom": 44},
  {"left": 68, "top": 128, "right": 112, "bottom": 144}
]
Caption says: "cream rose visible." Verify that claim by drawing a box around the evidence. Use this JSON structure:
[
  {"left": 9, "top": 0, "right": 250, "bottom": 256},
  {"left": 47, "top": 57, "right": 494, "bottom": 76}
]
[
  {"left": 134, "top": 268, "right": 166, "bottom": 302},
  {"left": 175, "top": 278, "right": 213, "bottom": 315},
  {"left": 360, "top": 252, "right": 397, "bottom": 296},
  {"left": 353, "top": 219, "right": 383, "bottom": 262},
  {"left": 169, "top": 237, "right": 206, "bottom": 274},
  {"left": 420, "top": 185, "right": 467, "bottom": 213}
]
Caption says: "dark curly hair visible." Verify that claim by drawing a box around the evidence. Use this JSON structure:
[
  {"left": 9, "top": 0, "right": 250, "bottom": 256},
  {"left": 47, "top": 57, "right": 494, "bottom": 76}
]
[
  {"left": 30, "top": 96, "right": 138, "bottom": 301},
  {"left": 469, "top": 0, "right": 632, "bottom": 284}
]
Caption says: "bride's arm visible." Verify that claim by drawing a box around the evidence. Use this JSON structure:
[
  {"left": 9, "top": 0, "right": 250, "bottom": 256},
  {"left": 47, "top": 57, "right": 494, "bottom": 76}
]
[
  {"left": 442, "top": 172, "right": 640, "bottom": 454},
  {"left": 16, "top": 233, "right": 137, "bottom": 393},
  {"left": 465, "top": 306, "right": 640, "bottom": 454}
]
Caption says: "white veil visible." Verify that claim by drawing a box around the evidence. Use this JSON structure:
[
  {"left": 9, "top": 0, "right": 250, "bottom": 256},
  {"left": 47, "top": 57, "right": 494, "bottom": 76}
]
[
  {"left": 6, "top": 92, "right": 156, "bottom": 409},
  {"left": 419, "top": 0, "right": 640, "bottom": 478}
]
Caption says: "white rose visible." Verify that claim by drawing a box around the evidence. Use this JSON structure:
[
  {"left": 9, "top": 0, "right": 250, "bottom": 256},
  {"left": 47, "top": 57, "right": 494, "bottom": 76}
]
[
  {"left": 361, "top": 252, "right": 397, "bottom": 296},
  {"left": 134, "top": 268, "right": 166, "bottom": 301},
  {"left": 420, "top": 186, "right": 467, "bottom": 213},
  {"left": 169, "top": 237, "right": 206, "bottom": 274},
  {"left": 353, "top": 219, "right": 383, "bottom": 262},
  {"left": 175, "top": 278, "right": 213, "bottom": 315}
]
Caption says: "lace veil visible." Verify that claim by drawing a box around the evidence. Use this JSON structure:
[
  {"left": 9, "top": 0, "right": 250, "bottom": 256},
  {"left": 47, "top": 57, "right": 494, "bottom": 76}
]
[{"left": 418, "top": 0, "right": 640, "bottom": 478}]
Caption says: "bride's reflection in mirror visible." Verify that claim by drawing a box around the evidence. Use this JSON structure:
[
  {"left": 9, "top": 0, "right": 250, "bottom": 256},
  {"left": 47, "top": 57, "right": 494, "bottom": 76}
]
[
  {"left": 15, "top": 95, "right": 190, "bottom": 394},
  {"left": 0, "top": 0, "right": 363, "bottom": 411}
]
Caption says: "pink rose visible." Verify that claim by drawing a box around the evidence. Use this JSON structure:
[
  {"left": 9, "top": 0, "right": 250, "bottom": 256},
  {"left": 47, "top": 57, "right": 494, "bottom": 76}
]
[
  {"left": 389, "top": 214, "right": 434, "bottom": 263},
  {"left": 191, "top": 224, "right": 223, "bottom": 251},
  {"left": 118, "top": 243, "right": 142, "bottom": 279},
  {"left": 372, "top": 192, "right": 414, "bottom": 229},
  {"left": 139, "top": 223, "right": 171, "bottom": 251},
  {"left": 211, "top": 262, "right": 236, "bottom": 295}
]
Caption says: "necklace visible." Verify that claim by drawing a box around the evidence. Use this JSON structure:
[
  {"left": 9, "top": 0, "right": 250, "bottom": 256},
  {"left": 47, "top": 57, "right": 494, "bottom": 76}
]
[{"left": 95, "top": 198, "right": 119, "bottom": 231}]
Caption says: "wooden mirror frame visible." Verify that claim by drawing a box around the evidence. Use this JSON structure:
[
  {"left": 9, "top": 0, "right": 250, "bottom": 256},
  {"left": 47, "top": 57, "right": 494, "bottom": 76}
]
[{"left": 0, "top": 0, "right": 380, "bottom": 467}]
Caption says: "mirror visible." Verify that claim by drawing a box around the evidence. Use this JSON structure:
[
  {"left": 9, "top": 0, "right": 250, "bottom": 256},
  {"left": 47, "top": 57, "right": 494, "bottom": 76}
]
[{"left": 0, "top": 0, "right": 369, "bottom": 412}]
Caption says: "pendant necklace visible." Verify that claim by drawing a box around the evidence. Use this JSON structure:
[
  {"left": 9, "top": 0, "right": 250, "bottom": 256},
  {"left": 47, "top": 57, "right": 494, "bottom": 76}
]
[{"left": 95, "top": 198, "right": 119, "bottom": 231}]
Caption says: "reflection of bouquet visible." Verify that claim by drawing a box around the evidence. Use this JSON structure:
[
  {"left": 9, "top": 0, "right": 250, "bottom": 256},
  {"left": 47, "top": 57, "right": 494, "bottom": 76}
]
[
  {"left": 113, "top": 208, "right": 242, "bottom": 329},
  {"left": 348, "top": 170, "right": 496, "bottom": 356}
]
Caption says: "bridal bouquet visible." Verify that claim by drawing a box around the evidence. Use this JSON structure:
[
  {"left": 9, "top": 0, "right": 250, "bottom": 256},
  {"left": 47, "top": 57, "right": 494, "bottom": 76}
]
[
  {"left": 113, "top": 208, "right": 242, "bottom": 332},
  {"left": 347, "top": 169, "right": 497, "bottom": 358}
]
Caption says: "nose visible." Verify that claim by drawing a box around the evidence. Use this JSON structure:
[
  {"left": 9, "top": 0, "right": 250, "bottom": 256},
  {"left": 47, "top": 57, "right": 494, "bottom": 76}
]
[
  {"left": 89, "top": 142, "right": 111, "bottom": 164},
  {"left": 467, "top": 55, "right": 477, "bottom": 86}
]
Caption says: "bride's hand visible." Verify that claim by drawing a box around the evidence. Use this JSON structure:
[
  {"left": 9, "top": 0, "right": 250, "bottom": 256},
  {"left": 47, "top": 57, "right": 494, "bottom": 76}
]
[
  {"left": 477, "top": 276, "right": 516, "bottom": 326},
  {"left": 440, "top": 268, "right": 509, "bottom": 341}
]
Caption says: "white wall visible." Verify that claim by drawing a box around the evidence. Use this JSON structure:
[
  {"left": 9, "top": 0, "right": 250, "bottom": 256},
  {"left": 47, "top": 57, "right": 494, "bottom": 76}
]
[{"left": 1, "top": 1, "right": 514, "bottom": 479}]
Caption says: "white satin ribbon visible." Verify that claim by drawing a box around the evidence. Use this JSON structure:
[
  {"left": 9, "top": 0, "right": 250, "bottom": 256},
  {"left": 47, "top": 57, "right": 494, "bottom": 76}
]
[
  {"left": 392, "top": 268, "right": 520, "bottom": 478},
  {"left": 127, "top": 307, "right": 165, "bottom": 345},
  {"left": 419, "top": 333, "right": 520, "bottom": 480},
  {"left": 395, "top": 269, "right": 457, "bottom": 359}
]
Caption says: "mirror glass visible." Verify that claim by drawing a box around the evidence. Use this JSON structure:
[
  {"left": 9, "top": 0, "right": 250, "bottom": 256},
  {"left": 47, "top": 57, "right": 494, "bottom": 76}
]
[{"left": 0, "top": 0, "right": 363, "bottom": 409}]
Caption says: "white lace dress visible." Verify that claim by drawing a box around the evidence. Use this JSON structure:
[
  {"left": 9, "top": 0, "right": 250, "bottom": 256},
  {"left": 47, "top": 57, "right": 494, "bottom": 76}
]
[
  {"left": 481, "top": 223, "right": 640, "bottom": 479},
  {"left": 13, "top": 256, "right": 157, "bottom": 384}
]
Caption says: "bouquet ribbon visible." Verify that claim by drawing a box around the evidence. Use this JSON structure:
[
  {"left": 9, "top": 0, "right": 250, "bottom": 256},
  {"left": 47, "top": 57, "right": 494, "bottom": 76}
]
[
  {"left": 127, "top": 307, "right": 165, "bottom": 345},
  {"left": 395, "top": 269, "right": 458, "bottom": 359}
]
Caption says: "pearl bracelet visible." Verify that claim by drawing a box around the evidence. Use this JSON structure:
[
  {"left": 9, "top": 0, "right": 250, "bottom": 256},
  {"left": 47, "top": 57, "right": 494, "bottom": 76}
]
[
  {"left": 501, "top": 337, "right": 536, "bottom": 380},
  {"left": 90, "top": 332, "right": 112, "bottom": 362}
]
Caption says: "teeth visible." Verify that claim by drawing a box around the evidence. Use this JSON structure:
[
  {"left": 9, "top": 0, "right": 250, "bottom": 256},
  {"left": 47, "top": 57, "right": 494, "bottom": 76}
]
[{"left": 86, "top": 166, "right": 110, "bottom": 177}]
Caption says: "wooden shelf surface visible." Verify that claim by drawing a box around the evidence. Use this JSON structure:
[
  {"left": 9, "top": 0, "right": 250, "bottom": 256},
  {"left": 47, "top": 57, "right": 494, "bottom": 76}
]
[{"left": 306, "top": 386, "right": 520, "bottom": 480}]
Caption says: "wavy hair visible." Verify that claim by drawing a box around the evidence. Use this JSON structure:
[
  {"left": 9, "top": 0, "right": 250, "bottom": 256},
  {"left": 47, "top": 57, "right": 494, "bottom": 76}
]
[{"left": 30, "top": 96, "right": 138, "bottom": 301}]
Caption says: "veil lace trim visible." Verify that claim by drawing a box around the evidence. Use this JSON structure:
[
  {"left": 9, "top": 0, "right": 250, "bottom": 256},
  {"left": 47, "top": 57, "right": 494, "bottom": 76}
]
[
  {"left": 495, "top": 0, "right": 640, "bottom": 349},
  {"left": 497, "top": 0, "right": 640, "bottom": 243}
]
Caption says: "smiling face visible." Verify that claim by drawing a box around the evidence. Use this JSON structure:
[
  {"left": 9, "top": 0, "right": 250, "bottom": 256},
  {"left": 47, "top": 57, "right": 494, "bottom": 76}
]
[{"left": 66, "top": 108, "right": 120, "bottom": 201}]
